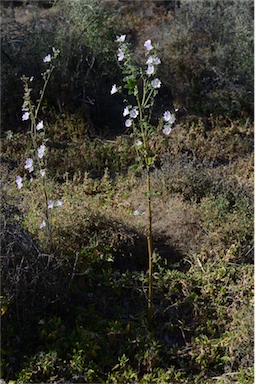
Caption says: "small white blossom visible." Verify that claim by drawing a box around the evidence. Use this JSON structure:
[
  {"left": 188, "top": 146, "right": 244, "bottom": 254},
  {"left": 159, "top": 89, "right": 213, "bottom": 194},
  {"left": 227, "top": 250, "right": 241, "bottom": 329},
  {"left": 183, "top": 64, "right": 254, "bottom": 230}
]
[
  {"left": 123, "top": 106, "right": 130, "bottom": 117},
  {"left": 40, "top": 220, "right": 46, "bottom": 229},
  {"left": 117, "top": 48, "right": 125, "bottom": 61},
  {"left": 48, "top": 200, "right": 54, "bottom": 209},
  {"left": 38, "top": 144, "right": 46, "bottom": 159},
  {"left": 144, "top": 39, "right": 153, "bottom": 51},
  {"left": 129, "top": 108, "right": 139, "bottom": 119},
  {"left": 151, "top": 78, "right": 161, "bottom": 89},
  {"left": 16, "top": 175, "right": 23, "bottom": 189},
  {"left": 133, "top": 210, "right": 140, "bottom": 216},
  {"left": 146, "top": 56, "right": 154, "bottom": 65},
  {"left": 22, "top": 112, "right": 29, "bottom": 121},
  {"left": 36, "top": 120, "right": 44, "bottom": 130},
  {"left": 43, "top": 54, "right": 51, "bottom": 63},
  {"left": 146, "top": 56, "right": 161, "bottom": 65},
  {"left": 116, "top": 34, "right": 126, "bottom": 43},
  {"left": 55, "top": 200, "right": 63, "bottom": 207},
  {"left": 24, "top": 158, "right": 34, "bottom": 173},
  {"left": 163, "top": 111, "right": 176, "bottom": 125},
  {"left": 146, "top": 64, "right": 155, "bottom": 76},
  {"left": 154, "top": 57, "right": 161, "bottom": 65},
  {"left": 135, "top": 139, "right": 143, "bottom": 147},
  {"left": 162, "top": 125, "right": 172, "bottom": 135},
  {"left": 110, "top": 84, "right": 118, "bottom": 95},
  {"left": 40, "top": 169, "right": 46, "bottom": 177},
  {"left": 125, "top": 119, "right": 132, "bottom": 128},
  {"left": 30, "top": 76, "right": 34, "bottom": 82}
]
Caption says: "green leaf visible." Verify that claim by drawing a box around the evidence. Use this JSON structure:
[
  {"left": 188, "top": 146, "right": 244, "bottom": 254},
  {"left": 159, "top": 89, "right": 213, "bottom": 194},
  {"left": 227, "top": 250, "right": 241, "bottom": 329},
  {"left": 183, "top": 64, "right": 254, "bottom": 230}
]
[{"left": 147, "top": 157, "right": 155, "bottom": 166}]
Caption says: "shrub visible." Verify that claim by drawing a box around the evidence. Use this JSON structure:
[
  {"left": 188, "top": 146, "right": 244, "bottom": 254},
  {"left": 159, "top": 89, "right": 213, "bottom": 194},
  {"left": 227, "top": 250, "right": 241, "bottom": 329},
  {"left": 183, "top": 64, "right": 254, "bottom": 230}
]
[
  {"left": 1, "top": 0, "right": 120, "bottom": 133},
  {"left": 161, "top": 0, "right": 254, "bottom": 116},
  {"left": 199, "top": 192, "right": 253, "bottom": 260}
]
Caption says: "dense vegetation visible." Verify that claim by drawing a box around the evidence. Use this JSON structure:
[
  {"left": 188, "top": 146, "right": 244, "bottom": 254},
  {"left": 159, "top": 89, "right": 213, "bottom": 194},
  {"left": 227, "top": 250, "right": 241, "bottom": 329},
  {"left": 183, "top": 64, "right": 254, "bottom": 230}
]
[{"left": 1, "top": 1, "right": 253, "bottom": 383}]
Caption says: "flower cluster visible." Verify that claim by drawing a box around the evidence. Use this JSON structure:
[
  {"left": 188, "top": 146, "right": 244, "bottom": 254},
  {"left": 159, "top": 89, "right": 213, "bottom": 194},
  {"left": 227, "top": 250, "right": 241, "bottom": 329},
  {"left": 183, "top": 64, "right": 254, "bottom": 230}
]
[
  {"left": 123, "top": 106, "right": 139, "bottom": 128},
  {"left": 16, "top": 48, "right": 63, "bottom": 232},
  {"left": 113, "top": 34, "right": 177, "bottom": 137},
  {"left": 16, "top": 126, "right": 47, "bottom": 188},
  {"left": 162, "top": 110, "right": 176, "bottom": 135},
  {"left": 115, "top": 34, "right": 127, "bottom": 62},
  {"left": 48, "top": 200, "right": 63, "bottom": 209}
]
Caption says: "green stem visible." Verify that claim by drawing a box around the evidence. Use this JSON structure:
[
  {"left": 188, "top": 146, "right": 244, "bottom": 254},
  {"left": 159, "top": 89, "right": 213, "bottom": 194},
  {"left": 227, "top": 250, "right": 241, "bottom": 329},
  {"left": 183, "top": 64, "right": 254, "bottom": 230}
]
[
  {"left": 25, "top": 67, "right": 55, "bottom": 253},
  {"left": 42, "top": 176, "right": 53, "bottom": 252},
  {"left": 147, "top": 165, "right": 153, "bottom": 328},
  {"left": 35, "top": 66, "right": 54, "bottom": 120},
  {"left": 141, "top": 77, "right": 147, "bottom": 106},
  {"left": 143, "top": 88, "right": 154, "bottom": 109}
]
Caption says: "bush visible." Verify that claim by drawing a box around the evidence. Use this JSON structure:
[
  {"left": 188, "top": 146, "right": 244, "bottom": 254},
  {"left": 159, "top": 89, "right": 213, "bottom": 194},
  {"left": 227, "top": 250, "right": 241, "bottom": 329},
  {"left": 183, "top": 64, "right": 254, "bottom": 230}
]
[
  {"left": 1, "top": 0, "right": 121, "bottom": 134},
  {"left": 161, "top": 0, "right": 254, "bottom": 116}
]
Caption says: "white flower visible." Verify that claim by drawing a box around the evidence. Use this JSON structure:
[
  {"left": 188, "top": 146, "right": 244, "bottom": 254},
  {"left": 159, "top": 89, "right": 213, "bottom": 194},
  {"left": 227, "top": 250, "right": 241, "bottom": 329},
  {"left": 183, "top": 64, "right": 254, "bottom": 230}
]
[
  {"left": 55, "top": 200, "right": 63, "bottom": 207},
  {"left": 117, "top": 48, "right": 125, "bottom": 61},
  {"left": 135, "top": 139, "right": 143, "bottom": 147},
  {"left": 123, "top": 106, "right": 130, "bottom": 117},
  {"left": 133, "top": 210, "right": 140, "bottom": 216},
  {"left": 43, "top": 54, "right": 51, "bottom": 63},
  {"left": 129, "top": 108, "right": 139, "bottom": 119},
  {"left": 144, "top": 39, "right": 153, "bottom": 51},
  {"left": 22, "top": 112, "right": 29, "bottom": 121},
  {"left": 40, "top": 169, "right": 46, "bottom": 177},
  {"left": 16, "top": 175, "right": 23, "bottom": 189},
  {"left": 163, "top": 111, "right": 176, "bottom": 125},
  {"left": 151, "top": 78, "right": 161, "bottom": 89},
  {"left": 38, "top": 144, "right": 46, "bottom": 159},
  {"left": 125, "top": 119, "right": 132, "bottom": 128},
  {"left": 162, "top": 124, "right": 172, "bottom": 135},
  {"left": 24, "top": 158, "right": 34, "bottom": 173},
  {"left": 146, "top": 56, "right": 154, "bottom": 65},
  {"left": 146, "top": 64, "right": 155, "bottom": 76},
  {"left": 48, "top": 200, "right": 54, "bottom": 209},
  {"left": 36, "top": 120, "right": 44, "bottom": 130},
  {"left": 110, "top": 84, "right": 118, "bottom": 95},
  {"left": 40, "top": 220, "right": 46, "bottom": 229},
  {"left": 116, "top": 34, "right": 126, "bottom": 43},
  {"left": 146, "top": 56, "right": 161, "bottom": 65},
  {"left": 29, "top": 76, "right": 34, "bottom": 82},
  {"left": 154, "top": 57, "right": 161, "bottom": 65}
]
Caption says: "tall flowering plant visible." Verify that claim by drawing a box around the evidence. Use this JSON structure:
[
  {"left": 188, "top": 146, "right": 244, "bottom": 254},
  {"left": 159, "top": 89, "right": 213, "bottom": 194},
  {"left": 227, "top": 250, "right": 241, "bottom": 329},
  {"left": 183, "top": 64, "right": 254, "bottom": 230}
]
[
  {"left": 112, "top": 35, "right": 176, "bottom": 327},
  {"left": 16, "top": 48, "right": 63, "bottom": 251}
]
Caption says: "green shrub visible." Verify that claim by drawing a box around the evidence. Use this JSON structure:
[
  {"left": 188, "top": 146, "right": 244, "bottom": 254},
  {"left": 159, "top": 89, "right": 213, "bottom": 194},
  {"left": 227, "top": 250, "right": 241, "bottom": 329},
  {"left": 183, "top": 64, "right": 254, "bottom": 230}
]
[
  {"left": 199, "top": 192, "right": 253, "bottom": 260},
  {"left": 161, "top": 0, "right": 254, "bottom": 116},
  {"left": 152, "top": 253, "right": 253, "bottom": 378},
  {"left": 1, "top": 0, "right": 120, "bottom": 133}
]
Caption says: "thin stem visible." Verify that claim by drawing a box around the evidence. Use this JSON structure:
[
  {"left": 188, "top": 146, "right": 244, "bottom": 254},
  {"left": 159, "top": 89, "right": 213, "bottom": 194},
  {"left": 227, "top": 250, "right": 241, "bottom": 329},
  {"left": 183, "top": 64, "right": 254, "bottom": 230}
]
[
  {"left": 42, "top": 176, "right": 53, "bottom": 252},
  {"left": 143, "top": 87, "right": 154, "bottom": 109},
  {"left": 147, "top": 165, "right": 153, "bottom": 328},
  {"left": 35, "top": 66, "right": 54, "bottom": 120},
  {"left": 141, "top": 77, "right": 147, "bottom": 106},
  {"left": 24, "top": 67, "right": 55, "bottom": 253}
]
